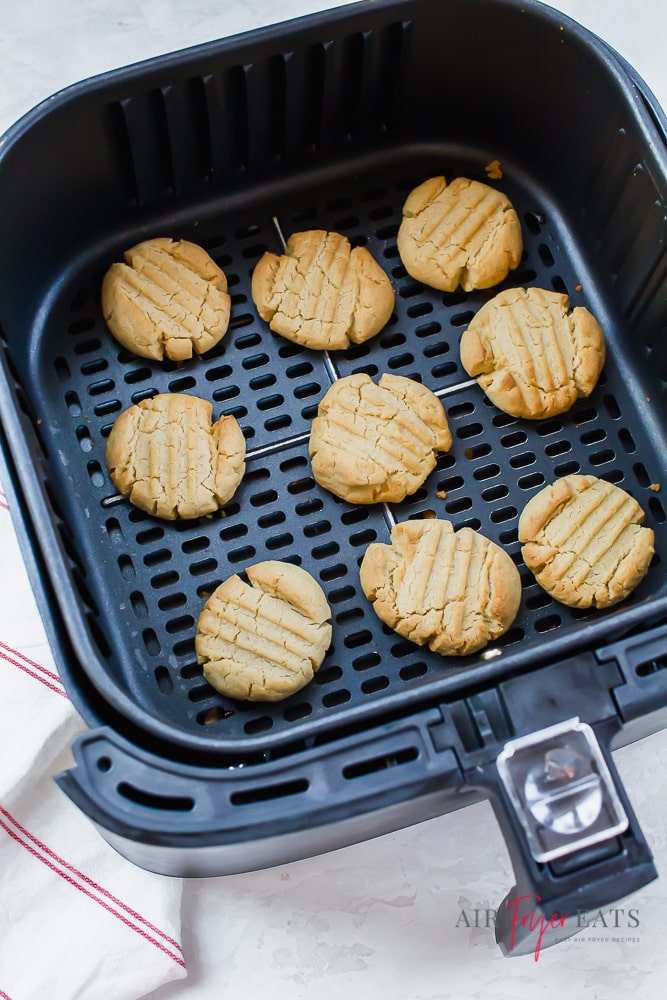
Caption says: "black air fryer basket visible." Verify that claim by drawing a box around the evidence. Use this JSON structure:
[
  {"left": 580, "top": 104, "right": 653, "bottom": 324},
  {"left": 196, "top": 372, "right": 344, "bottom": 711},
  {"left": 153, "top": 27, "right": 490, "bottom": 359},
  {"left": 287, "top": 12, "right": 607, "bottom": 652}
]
[{"left": 1, "top": 0, "right": 666, "bottom": 955}]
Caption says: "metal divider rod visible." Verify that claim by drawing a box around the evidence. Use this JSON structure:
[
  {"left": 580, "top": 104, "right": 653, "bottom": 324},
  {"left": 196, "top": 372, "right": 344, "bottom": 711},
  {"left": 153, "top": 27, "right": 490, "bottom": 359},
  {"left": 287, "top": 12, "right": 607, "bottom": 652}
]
[{"left": 271, "top": 216, "right": 400, "bottom": 530}]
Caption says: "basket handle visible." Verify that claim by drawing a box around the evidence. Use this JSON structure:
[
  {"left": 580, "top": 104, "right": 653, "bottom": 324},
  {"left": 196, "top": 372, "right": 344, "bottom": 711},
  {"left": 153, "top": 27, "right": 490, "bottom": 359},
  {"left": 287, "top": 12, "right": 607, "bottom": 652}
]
[
  {"left": 55, "top": 712, "right": 465, "bottom": 876},
  {"left": 480, "top": 716, "right": 656, "bottom": 957}
]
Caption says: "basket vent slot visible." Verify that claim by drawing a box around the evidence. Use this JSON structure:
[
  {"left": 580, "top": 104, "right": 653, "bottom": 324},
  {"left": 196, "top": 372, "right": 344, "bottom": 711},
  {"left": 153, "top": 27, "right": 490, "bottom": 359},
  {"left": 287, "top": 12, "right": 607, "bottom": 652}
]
[
  {"left": 117, "top": 783, "right": 194, "bottom": 812},
  {"left": 230, "top": 778, "right": 308, "bottom": 806},
  {"left": 227, "top": 64, "right": 250, "bottom": 172},
  {"left": 303, "top": 42, "right": 327, "bottom": 152},
  {"left": 197, "top": 705, "right": 234, "bottom": 726},
  {"left": 635, "top": 654, "right": 667, "bottom": 678},
  {"left": 154, "top": 665, "right": 174, "bottom": 694},
  {"left": 343, "top": 745, "right": 418, "bottom": 780},
  {"left": 114, "top": 91, "right": 174, "bottom": 204},
  {"left": 268, "top": 54, "right": 288, "bottom": 162}
]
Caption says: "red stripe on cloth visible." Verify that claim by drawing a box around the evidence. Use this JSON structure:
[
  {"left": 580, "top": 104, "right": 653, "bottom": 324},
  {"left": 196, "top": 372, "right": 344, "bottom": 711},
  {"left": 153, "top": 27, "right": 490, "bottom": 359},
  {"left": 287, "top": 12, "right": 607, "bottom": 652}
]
[
  {"left": 0, "top": 990, "right": 13, "bottom": 999},
  {"left": 0, "top": 501, "right": 8, "bottom": 511},
  {"left": 0, "top": 805, "right": 183, "bottom": 958},
  {"left": 0, "top": 640, "right": 63, "bottom": 684},
  {"left": 0, "top": 814, "right": 186, "bottom": 969},
  {"left": 0, "top": 648, "right": 68, "bottom": 698}
]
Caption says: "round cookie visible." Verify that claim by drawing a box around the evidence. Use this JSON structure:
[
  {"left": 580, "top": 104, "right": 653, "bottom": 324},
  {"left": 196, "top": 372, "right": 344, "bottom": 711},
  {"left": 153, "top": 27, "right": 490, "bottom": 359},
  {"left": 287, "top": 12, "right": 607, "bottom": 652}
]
[
  {"left": 196, "top": 561, "right": 332, "bottom": 702},
  {"left": 309, "top": 372, "right": 452, "bottom": 504},
  {"left": 251, "top": 229, "right": 394, "bottom": 349},
  {"left": 105, "top": 393, "right": 246, "bottom": 520},
  {"left": 397, "top": 176, "right": 522, "bottom": 292},
  {"left": 102, "top": 237, "right": 231, "bottom": 361},
  {"left": 460, "top": 286, "right": 605, "bottom": 419},
  {"left": 519, "top": 475, "right": 654, "bottom": 608},
  {"left": 360, "top": 519, "right": 522, "bottom": 656}
]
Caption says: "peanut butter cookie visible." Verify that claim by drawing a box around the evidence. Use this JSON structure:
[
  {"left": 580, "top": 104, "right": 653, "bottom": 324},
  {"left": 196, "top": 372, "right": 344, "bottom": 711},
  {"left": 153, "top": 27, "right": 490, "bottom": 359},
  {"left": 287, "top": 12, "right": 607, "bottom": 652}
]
[
  {"left": 519, "top": 475, "right": 654, "bottom": 608},
  {"left": 309, "top": 373, "right": 452, "bottom": 504},
  {"left": 102, "top": 237, "right": 231, "bottom": 361},
  {"left": 360, "top": 519, "right": 522, "bottom": 656},
  {"left": 196, "top": 560, "right": 332, "bottom": 701},
  {"left": 251, "top": 230, "right": 394, "bottom": 349},
  {"left": 105, "top": 393, "right": 245, "bottom": 520},
  {"left": 459, "top": 286, "right": 605, "bottom": 419},
  {"left": 397, "top": 176, "right": 522, "bottom": 292}
]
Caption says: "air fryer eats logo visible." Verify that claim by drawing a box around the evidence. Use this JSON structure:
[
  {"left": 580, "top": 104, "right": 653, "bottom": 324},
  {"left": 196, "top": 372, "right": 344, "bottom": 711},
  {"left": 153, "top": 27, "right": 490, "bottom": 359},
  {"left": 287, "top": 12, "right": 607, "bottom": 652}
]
[{"left": 455, "top": 895, "right": 640, "bottom": 961}]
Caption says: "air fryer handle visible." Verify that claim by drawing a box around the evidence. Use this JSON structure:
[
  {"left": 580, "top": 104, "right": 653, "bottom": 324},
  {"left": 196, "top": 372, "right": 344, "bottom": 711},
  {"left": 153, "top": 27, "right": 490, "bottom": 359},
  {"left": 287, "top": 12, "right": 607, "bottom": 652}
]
[
  {"left": 56, "top": 713, "right": 466, "bottom": 855},
  {"left": 481, "top": 718, "right": 656, "bottom": 957}
]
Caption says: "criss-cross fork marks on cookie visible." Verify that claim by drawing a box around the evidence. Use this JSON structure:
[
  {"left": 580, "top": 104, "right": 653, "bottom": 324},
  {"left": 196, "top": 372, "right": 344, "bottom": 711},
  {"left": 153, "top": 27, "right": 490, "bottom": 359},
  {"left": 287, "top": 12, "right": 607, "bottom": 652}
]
[
  {"left": 519, "top": 475, "right": 655, "bottom": 608},
  {"left": 309, "top": 372, "right": 452, "bottom": 504},
  {"left": 360, "top": 519, "right": 522, "bottom": 656},
  {"left": 397, "top": 176, "right": 523, "bottom": 293},
  {"left": 460, "top": 287, "right": 605, "bottom": 419},
  {"left": 251, "top": 229, "right": 395, "bottom": 350},
  {"left": 196, "top": 561, "right": 333, "bottom": 701},
  {"left": 105, "top": 393, "right": 246, "bottom": 520},
  {"left": 102, "top": 237, "right": 231, "bottom": 361}
]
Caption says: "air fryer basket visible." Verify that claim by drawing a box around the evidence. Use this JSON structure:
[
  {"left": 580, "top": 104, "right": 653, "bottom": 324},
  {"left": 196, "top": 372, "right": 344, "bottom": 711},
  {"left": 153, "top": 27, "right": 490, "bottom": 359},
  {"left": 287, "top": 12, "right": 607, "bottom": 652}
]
[{"left": 0, "top": 0, "right": 666, "bottom": 955}]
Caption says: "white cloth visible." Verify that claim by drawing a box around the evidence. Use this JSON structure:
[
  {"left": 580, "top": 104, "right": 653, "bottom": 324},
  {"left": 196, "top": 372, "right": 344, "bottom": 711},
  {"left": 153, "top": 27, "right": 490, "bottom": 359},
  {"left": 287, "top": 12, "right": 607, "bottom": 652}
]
[{"left": 0, "top": 483, "right": 186, "bottom": 1000}]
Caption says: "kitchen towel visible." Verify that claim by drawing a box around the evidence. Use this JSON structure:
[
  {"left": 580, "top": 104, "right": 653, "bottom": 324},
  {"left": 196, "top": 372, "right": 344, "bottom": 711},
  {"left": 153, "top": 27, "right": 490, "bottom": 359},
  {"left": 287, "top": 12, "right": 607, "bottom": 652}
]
[{"left": 0, "top": 482, "right": 187, "bottom": 1000}]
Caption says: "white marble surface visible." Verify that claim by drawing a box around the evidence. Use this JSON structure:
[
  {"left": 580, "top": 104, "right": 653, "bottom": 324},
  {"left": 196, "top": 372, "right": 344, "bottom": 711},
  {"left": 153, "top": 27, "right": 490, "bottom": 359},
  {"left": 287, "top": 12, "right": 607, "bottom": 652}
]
[{"left": 1, "top": 2, "right": 666, "bottom": 998}]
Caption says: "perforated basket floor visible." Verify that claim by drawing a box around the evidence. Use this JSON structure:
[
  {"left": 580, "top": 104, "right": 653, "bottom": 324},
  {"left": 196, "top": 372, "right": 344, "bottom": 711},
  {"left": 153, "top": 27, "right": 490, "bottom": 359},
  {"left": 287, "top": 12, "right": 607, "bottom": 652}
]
[{"left": 23, "top": 152, "right": 667, "bottom": 750}]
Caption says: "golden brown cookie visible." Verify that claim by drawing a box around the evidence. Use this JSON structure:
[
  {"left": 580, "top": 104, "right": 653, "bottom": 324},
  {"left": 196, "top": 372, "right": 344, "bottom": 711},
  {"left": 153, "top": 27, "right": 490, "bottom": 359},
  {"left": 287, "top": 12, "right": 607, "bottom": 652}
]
[
  {"left": 195, "top": 561, "right": 332, "bottom": 701},
  {"left": 309, "top": 373, "right": 452, "bottom": 504},
  {"left": 251, "top": 230, "right": 394, "bottom": 349},
  {"left": 360, "top": 519, "right": 522, "bottom": 656},
  {"left": 105, "top": 393, "right": 245, "bottom": 520},
  {"left": 519, "top": 475, "right": 654, "bottom": 608},
  {"left": 397, "top": 176, "right": 522, "bottom": 292},
  {"left": 459, "top": 287, "right": 605, "bottom": 419},
  {"left": 102, "top": 237, "right": 231, "bottom": 361}
]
